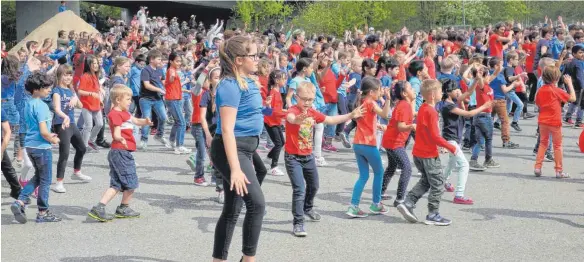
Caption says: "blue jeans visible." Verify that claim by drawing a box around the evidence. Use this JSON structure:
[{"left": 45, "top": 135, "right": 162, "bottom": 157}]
[
  {"left": 566, "top": 102, "right": 583, "bottom": 122},
  {"left": 335, "top": 94, "right": 349, "bottom": 135},
  {"left": 284, "top": 153, "right": 319, "bottom": 225},
  {"left": 351, "top": 144, "right": 383, "bottom": 206},
  {"left": 139, "top": 98, "right": 167, "bottom": 142},
  {"left": 190, "top": 124, "right": 206, "bottom": 178},
  {"left": 323, "top": 103, "right": 338, "bottom": 138},
  {"left": 167, "top": 99, "right": 186, "bottom": 147},
  {"left": 471, "top": 113, "right": 493, "bottom": 161},
  {"left": 18, "top": 148, "right": 52, "bottom": 211},
  {"left": 183, "top": 93, "right": 193, "bottom": 129},
  {"left": 506, "top": 91, "right": 523, "bottom": 123}
]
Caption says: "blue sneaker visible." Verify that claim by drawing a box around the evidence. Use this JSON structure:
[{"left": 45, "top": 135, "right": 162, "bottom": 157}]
[
  {"left": 36, "top": 211, "right": 62, "bottom": 223},
  {"left": 11, "top": 201, "right": 27, "bottom": 224},
  {"left": 424, "top": 213, "right": 451, "bottom": 226}
]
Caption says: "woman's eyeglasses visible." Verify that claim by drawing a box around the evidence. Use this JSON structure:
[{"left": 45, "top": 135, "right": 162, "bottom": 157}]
[{"left": 241, "top": 54, "right": 259, "bottom": 61}]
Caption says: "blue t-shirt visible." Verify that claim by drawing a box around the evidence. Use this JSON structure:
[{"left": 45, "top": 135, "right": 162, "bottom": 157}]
[
  {"left": 1, "top": 107, "right": 6, "bottom": 122},
  {"left": 490, "top": 71, "right": 507, "bottom": 99},
  {"left": 51, "top": 87, "right": 76, "bottom": 125},
  {"left": 347, "top": 73, "right": 362, "bottom": 98},
  {"left": 215, "top": 77, "right": 263, "bottom": 137},
  {"left": 129, "top": 64, "right": 143, "bottom": 97},
  {"left": 409, "top": 76, "right": 423, "bottom": 112},
  {"left": 24, "top": 98, "right": 52, "bottom": 149},
  {"left": 1, "top": 75, "right": 16, "bottom": 99}
]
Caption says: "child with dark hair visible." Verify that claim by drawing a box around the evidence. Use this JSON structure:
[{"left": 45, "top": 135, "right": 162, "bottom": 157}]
[
  {"left": 488, "top": 57, "right": 521, "bottom": 149},
  {"left": 11, "top": 71, "right": 61, "bottom": 224},
  {"left": 408, "top": 60, "right": 427, "bottom": 112},
  {"left": 264, "top": 70, "right": 288, "bottom": 176},
  {"left": 77, "top": 55, "right": 104, "bottom": 153}
]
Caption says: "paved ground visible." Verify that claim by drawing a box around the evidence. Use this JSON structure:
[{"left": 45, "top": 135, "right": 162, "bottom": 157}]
[{"left": 2, "top": 106, "right": 584, "bottom": 262}]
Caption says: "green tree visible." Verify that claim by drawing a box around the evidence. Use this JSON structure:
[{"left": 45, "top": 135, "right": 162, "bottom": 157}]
[
  {"left": 232, "top": 0, "right": 291, "bottom": 31},
  {"left": 1, "top": 0, "right": 17, "bottom": 47}
]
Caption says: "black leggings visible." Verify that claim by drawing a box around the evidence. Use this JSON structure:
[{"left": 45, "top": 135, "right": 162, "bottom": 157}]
[
  {"left": 210, "top": 135, "right": 265, "bottom": 260},
  {"left": 55, "top": 124, "right": 87, "bottom": 179},
  {"left": 527, "top": 73, "right": 538, "bottom": 102},
  {"left": 382, "top": 147, "right": 412, "bottom": 200},
  {"left": 2, "top": 149, "right": 21, "bottom": 197},
  {"left": 511, "top": 91, "right": 528, "bottom": 114},
  {"left": 264, "top": 124, "right": 284, "bottom": 168}
]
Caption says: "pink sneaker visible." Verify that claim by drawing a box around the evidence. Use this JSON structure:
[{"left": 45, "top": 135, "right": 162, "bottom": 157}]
[
  {"left": 453, "top": 196, "right": 474, "bottom": 205},
  {"left": 322, "top": 143, "right": 338, "bottom": 153},
  {"left": 444, "top": 183, "right": 455, "bottom": 192}
]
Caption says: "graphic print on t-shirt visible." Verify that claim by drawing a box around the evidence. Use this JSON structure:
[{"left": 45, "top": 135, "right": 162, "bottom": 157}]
[{"left": 298, "top": 117, "right": 316, "bottom": 151}]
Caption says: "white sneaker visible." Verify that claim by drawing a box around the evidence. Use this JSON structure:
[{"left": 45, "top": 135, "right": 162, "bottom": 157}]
[
  {"left": 154, "top": 136, "right": 172, "bottom": 149},
  {"left": 71, "top": 171, "right": 92, "bottom": 182},
  {"left": 316, "top": 156, "right": 327, "bottom": 167},
  {"left": 139, "top": 140, "right": 148, "bottom": 150},
  {"left": 178, "top": 146, "right": 192, "bottom": 154},
  {"left": 51, "top": 182, "right": 66, "bottom": 193},
  {"left": 270, "top": 167, "right": 285, "bottom": 176}
]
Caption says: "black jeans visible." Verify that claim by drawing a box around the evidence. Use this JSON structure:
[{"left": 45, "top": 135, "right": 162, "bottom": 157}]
[
  {"left": 264, "top": 124, "right": 284, "bottom": 168},
  {"left": 382, "top": 147, "right": 412, "bottom": 200},
  {"left": 55, "top": 124, "right": 87, "bottom": 179},
  {"left": 527, "top": 73, "right": 538, "bottom": 102},
  {"left": 284, "top": 153, "right": 319, "bottom": 225},
  {"left": 210, "top": 135, "right": 265, "bottom": 260},
  {"left": 2, "top": 149, "right": 21, "bottom": 198}
]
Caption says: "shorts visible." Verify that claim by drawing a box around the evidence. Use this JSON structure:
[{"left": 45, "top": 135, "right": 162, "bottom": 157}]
[{"left": 108, "top": 149, "right": 138, "bottom": 192}]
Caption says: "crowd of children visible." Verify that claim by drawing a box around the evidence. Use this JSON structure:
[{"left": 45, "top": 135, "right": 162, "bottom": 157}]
[{"left": 2, "top": 12, "right": 584, "bottom": 262}]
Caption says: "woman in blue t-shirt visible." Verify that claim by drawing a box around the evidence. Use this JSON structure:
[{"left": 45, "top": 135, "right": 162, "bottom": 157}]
[
  {"left": 51, "top": 65, "right": 91, "bottom": 194},
  {"left": 209, "top": 36, "right": 265, "bottom": 262}
]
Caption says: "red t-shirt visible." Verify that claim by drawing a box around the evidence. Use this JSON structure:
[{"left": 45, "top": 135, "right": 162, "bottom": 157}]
[
  {"left": 258, "top": 75, "right": 269, "bottom": 100},
  {"left": 412, "top": 103, "right": 456, "bottom": 158},
  {"left": 285, "top": 106, "right": 326, "bottom": 155},
  {"left": 108, "top": 109, "right": 136, "bottom": 151},
  {"left": 164, "top": 68, "right": 182, "bottom": 100},
  {"left": 191, "top": 93, "right": 202, "bottom": 124},
  {"left": 319, "top": 69, "right": 345, "bottom": 103},
  {"left": 382, "top": 100, "right": 413, "bottom": 149},
  {"left": 535, "top": 84, "right": 570, "bottom": 127},
  {"left": 397, "top": 64, "right": 407, "bottom": 81},
  {"left": 522, "top": 43, "right": 536, "bottom": 73},
  {"left": 373, "top": 45, "right": 383, "bottom": 61},
  {"left": 579, "top": 130, "right": 584, "bottom": 153},
  {"left": 264, "top": 88, "right": 287, "bottom": 127},
  {"left": 399, "top": 45, "right": 409, "bottom": 54},
  {"left": 514, "top": 66, "right": 526, "bottom": 93},
  {"left": 289, "top": 42, "right": 303, "bottom": 56},
  {"left": 360, "top": 47, "right": 374, "bottom": 59},
  {"left": 78, "top": 73, "right": 101, "bottom": 111},
  {"left": 489, "top": 33, "right": 504, "bottom": 58},
  {"left": 353, "top": 98, "right": 378, "bottom": 146},
  {"left": 476, "top": 83, "right": 494, "bottom": 113},
  {"left": 444, "top": 41, "right": 453, "bottom": 57},
  {"left": 451, "top": 43, "right": 462, "bottom": 55},
  {"left": 424, "top": 57, "right": 436, "bottom": 79}
]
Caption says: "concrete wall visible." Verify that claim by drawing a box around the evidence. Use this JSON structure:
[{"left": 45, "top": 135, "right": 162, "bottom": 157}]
[{"left": 16, "top": 1, "right": 80, "bottom": 41}]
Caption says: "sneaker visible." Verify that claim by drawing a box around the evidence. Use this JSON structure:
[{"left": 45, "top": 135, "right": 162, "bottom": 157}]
[
  {"left": 340, "top": 133, "right": 351, "bottom": 148},
  {"left": 51, "top": 182, "right": 66, "bottom": 193},
  {"left": 511, "top": 122, "right": 522, "bottom": 132},
  {"left": 444, "top": 183, "right": 455, "bottom": 192},
  {"left": 150, "top": 128, "right": 157, "bottom": 135},
  {"left": 270, "top": 167, "right": 285, "bottom": 176},
  {"left": 305, "top": 210, "right": 321, "bottom": 221},
  {"left": 397, "top": 203, "right": 418, "bottom": 223},
  {"left": 35, "top": 211, "right": 62, "bottom": 223},
  {"left": 544, "top": 152, "right": 554, "bottom": 162},
  {"left": 322, "top": 143, "right": 338, "bottom": 153},
  {"left": 87, "top": 141, "right": 99, "bottom": 151},
  {"left": 555, "top": 171, "right": 570, "bottom": 179},
  {"left": 194, "top": 177, "right": 209, "bottom": 186},
  {"left": 346, "top": 206, "right": 368, "bottom": 218},
  {"left": 493, "top": 122, "right": 501, "bottom": 130},
  {"left": 293, "top": 224, "right": 308, "bottom": 237},
  {"left": 502, "top": 141, "right": 520, "bottom": 149},
  {"left": 369, "top": 203, "right": 389, "bottom": 215},
  {"left": 315, "top": 156, "right": 327, "bottom": 167},
  {"left": 186, "top": 156, "right": 197, "bottom": 172},
  {"left": 154, "top": 136, "right": 172, "bottom": 149},
  {"left": 453, "top": 196, "right": 474, "bottom": 205},
  {"left": 462, "top": 145, "right": 471, "bottom": 152},
  {"left": 483, "top": 159, "right": 500, "bottom": 168},
  {"left": 381, "top": 192, "right": 393, "bottom": 201},
  {"left": 334, "top": 135, "right": 342, "bottom": 142},
  {"left": 139, "top": 140, "right": 148, "bottom": 150},
  {"left": 523, "top": 112, "right": 536, "bottom": 119},
  {"left": 217, "top": 191, "right": 224, "bottom": 204},
  {"left": 71, "top": 171, "right": 92, "bottom": 182},
  {"left": 11, "top": 201, "right": 27, "bottom": 224},
  {"left": 174, "top": 146, "right": 192, "bottom": 155},
  {"left": 88, "top": 205, "right": 114, "bottom": 222},
  {"left": 534, "top": 168, "right": 543, "bottom": 177},
  {"left": 424, "top": 213, "right": 452, "bottom": 226},
  {"left": 205, "top": 164, "right": 214, "bottom": 173},
  {"left": 469, "top": 160, "right": 487, "bottom": 171},
  {"left": 115, "top": 205, "right": 140, "bottom": 218},
  {"left": 564, "top": 118, "right": 574, "bottom": 125},
  {"left": 96, "top": 140, "right": 111, "bottom": 148},
  {"left": 393, "top": 199, "right": 404, "bottom": 207},
  {"left": 574, "top": 123, "right": 584, "bottom": 129}
]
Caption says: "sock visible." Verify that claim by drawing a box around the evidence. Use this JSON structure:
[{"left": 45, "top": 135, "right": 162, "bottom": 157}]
[
  {"left": 97, "top": 202, "right": 106, "bottom": 208},
  {"left": 120, "top": 203, "right": 129, "bottom": 208},
  {"left": 74, "top": 169, "right": 80, "bottom": 174}
]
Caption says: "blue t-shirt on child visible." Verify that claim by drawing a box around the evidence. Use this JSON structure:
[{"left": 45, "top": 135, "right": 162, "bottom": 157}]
[
  {"left": 489, "top": 71, "right": 507, "bottom": 99},
  {"left": 215, "top": 77, "right": 263, "bottom": 137},
  {"left": 51, "top": 87, "right": 76, "bottom": 125},
  {"left": 24, "top": 98, "right": 52, "bottom": 149}
]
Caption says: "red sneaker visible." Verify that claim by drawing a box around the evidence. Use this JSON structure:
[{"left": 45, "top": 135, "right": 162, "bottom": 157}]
[
  {"left": 150, "top": 128, "right": 157, "bottom": 135},
  {"left": 444, "top": 183, "right": 455, "bottom": 192},
  {"left": 322, "top": 143, "right": 338, "bottom": 152},
  {"left": 453, "top": 196, "right": 474, "bottom": 205},
  {"left": 194, "top": 177, "right": 209, "bottom": 187}
]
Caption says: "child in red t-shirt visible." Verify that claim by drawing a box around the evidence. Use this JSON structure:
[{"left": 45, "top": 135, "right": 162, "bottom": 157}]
[
  {"left": 397, "top": 79, "right": 457, "bottom": 226},
  {"left": 346, "top": 77, "right": 392, "bottom": 218},
  {"left": 77, "top": 55, "right": 104, "bottom": 152},
  {"left": 88, "top": 85, "right": 153, "bottom": 222},
  {"left": 381, "top": 81, "right": 416, "bottom": 204},
  {"left": 534, "top": 67, "right": 576, "bottom": 178},
  {"left": 164, "top": 52, "right": 189, "bottom": 154},
  {"left": 264, "top": 71, "right": 288, "bottom": 176},
  {"left": 285, "top": 81, "right": 363, "bottom": 237}
]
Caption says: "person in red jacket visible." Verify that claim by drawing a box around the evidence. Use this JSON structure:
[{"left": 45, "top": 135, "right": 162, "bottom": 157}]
[
  {"left": 397, "top": 79, "right": 457, "bottom": 226},
  {"left": 264, "top": 71, "right": 288, "bottom": 176},
  {"left": 316, "top": 52, "right": 346, "bottom": 152}
]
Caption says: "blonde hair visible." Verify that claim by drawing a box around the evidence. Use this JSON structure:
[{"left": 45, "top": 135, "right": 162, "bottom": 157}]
[
  {"left": 440, "top": 57, "right": 455, "bottom": 72},
  {"left": 296, "top": 81, "right": 316, "bottom": 95},
  {"left": 542, "top": 65, "right": 561, "bottom": 84},
  {"left": 423, "top": 43, "right": 436, "bottom": 57},
  {"left": 257, "top": 58, "right": 270, "bottom": 76},
  {"left": 421, "top": 79, "right": 441, "bottom": 98},
  {"left": 539, "top": 57, "right": 554, "bottom": 70},
  {"left": 351, "top": 57, "right": 363, "bottom": 68},
  {"left": 219, "top": 35, "right": 254, "bottom": 90},
  {"left": 110, "top": 84, "right": 133, "bottom": 104},
  {"left": 112, "top": 56, "right": 130, "bottom": 75},
  {"left": 56, "top": 64, "right": 74, "bottom": 88}
]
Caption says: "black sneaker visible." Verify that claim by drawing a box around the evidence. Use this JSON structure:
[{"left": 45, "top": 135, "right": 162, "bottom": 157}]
[
  {"left": 393, "top": 199, "right": 404, "bottom": 208},
  {"left": 493, "top": 122, "right": 501, "bottom": 130},
  {"left": 88, "top": 205, "right": 114, "bottom": 222},
  {"left": 304, "top": 210, "right": 321, "bottom": 222},
  {"left": 96, "top": 140, "right": 111, "bottom": 148},
  {"left": 424, "top": 213, "right": 451, "bottom": 226},
  {"left": 293, "top": 224, "right": 307, "bottom": 237},
  {"left": 340, "top": 133, "right": 351, "bottom": 149},
  {"left": 483, "top": 159, "right": 501, "bottom": 168},
  {"left": 115, "top": 205, "right": 140, "bottom": 218},
  {"left": 36, "top": 210, "right": 62, "bottom": 223},
  {"left": 10, "top": 201, "right": 27, "bottom": 224},
  {"left": 544, "top": 152, "right": 554, "bottom": 162},
  {"left": 469, "top": 160, "right": 487, "bottom": 171},
  {"left": 511, "top": 122, "right": 522, "bottom": 132},
  {"left": 397, "top": 203, "right": 418, "bottom": 223},
  {"left": 523, "top": 112, "right": 536, "bottom": 119},
  {"left": 462, "top": 145, "right": 471, "bottom": 152},
  {"left": 502, "top": 141, "right": 519, "bottom": 149}
]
